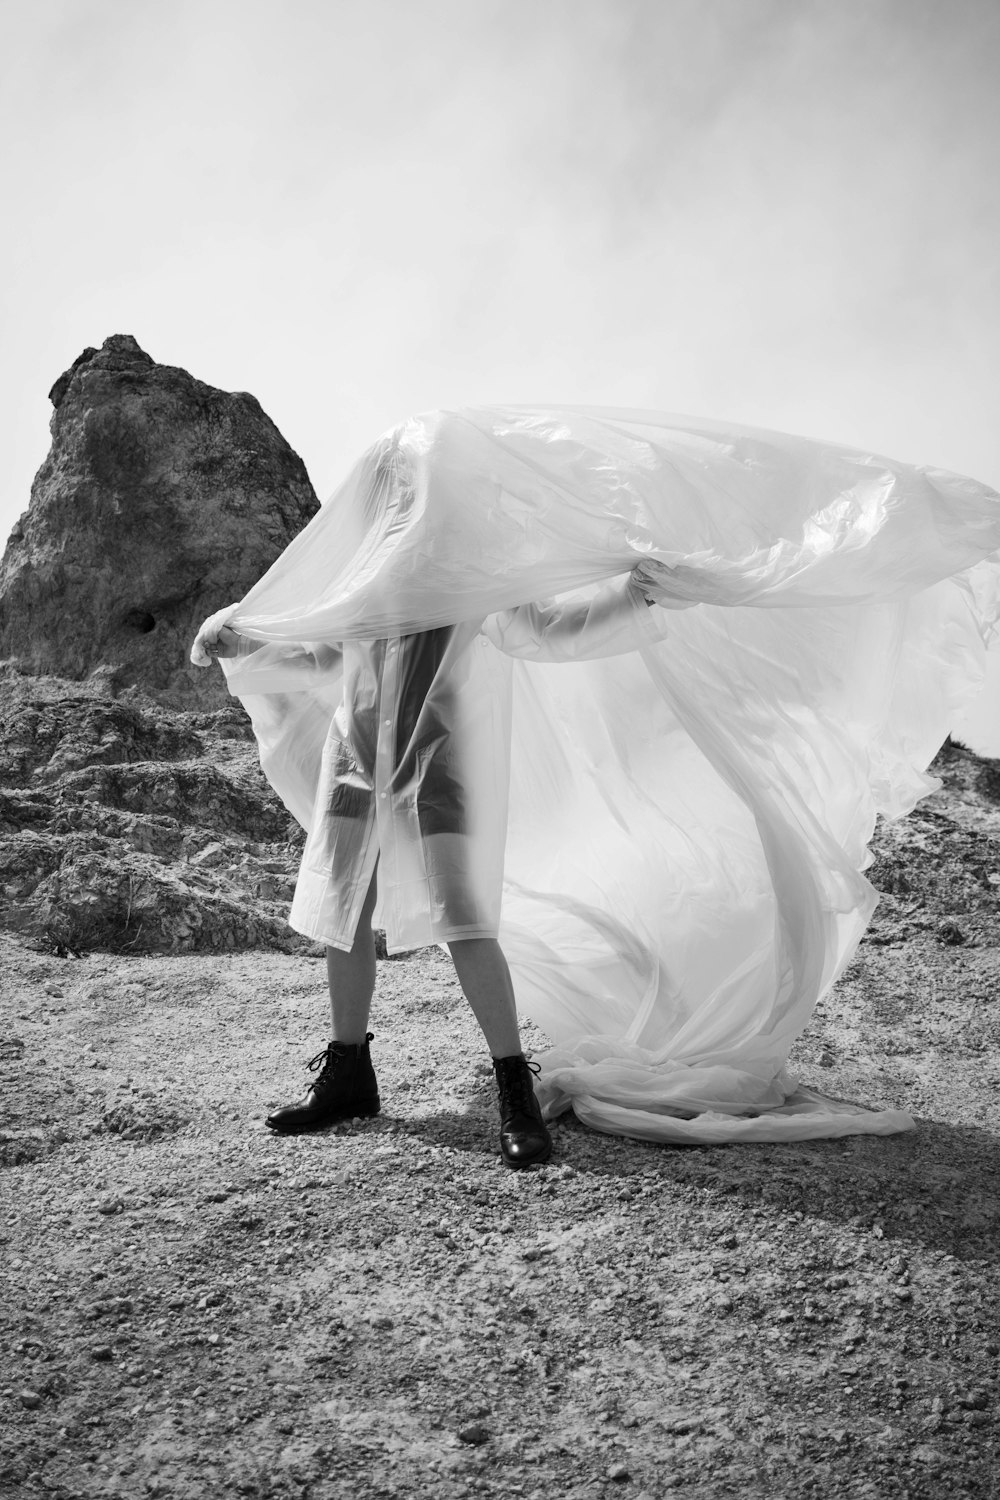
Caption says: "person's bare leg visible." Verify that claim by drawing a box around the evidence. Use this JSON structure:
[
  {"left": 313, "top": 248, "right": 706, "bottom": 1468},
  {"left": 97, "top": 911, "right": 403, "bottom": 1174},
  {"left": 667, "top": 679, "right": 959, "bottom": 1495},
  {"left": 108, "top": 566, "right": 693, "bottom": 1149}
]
[
  {"left": 264, "top": 869, "right": 380, "bottom": 1134},
  {"left": 447, "top": 937, "right": 522, "bottom": 1057},
  {"left": 449, "top": 936, "right": 551, "bottom": 1167},
  {"left": 326, "top": 868, "right": 379, "bottom": 1043}
]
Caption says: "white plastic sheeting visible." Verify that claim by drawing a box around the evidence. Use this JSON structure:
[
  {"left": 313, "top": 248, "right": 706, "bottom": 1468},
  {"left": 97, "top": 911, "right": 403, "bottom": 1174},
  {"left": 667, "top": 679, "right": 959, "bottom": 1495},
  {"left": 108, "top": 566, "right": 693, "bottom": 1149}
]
[{"left": 212, "top": 408, "right": 1000, "bottom": 1143}]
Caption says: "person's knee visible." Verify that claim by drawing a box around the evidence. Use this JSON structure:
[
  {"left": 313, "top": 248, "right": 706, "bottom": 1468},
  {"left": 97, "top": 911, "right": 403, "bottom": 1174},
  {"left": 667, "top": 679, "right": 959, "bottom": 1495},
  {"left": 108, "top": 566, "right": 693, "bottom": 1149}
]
[{"left": 449, "top": 936, "right": 500, "bottom": 955}]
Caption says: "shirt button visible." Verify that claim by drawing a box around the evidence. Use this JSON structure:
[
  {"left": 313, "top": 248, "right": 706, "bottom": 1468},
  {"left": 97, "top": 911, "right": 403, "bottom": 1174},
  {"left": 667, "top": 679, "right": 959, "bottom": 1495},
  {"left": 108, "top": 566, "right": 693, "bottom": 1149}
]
[
  {"left": 384, "top": 718, "right": 391, "bottom": 726},
  {"left": 380, "top": 792, "right": 388, "bottom": 799}
]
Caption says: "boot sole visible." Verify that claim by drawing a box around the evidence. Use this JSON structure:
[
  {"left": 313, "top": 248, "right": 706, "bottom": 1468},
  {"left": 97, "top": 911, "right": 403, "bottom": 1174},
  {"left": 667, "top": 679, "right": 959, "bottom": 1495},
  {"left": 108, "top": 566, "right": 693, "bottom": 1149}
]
[
  {"left": 265, "top": 1100, "right": 381, "bottom": 1135},
  {"left": 500, "top": 1140, "right": 553, "bottom": 1169}
]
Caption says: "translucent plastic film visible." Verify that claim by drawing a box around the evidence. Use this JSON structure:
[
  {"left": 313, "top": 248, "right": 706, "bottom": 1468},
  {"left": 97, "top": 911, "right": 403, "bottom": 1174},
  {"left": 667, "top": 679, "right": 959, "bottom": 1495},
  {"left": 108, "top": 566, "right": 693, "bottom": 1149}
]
[
  {"left": 228, "top": 408, "right": 1000, "bottom": 642},
  {"left": 219, "top": 408, "right": 1000, "bottom": 1144}
]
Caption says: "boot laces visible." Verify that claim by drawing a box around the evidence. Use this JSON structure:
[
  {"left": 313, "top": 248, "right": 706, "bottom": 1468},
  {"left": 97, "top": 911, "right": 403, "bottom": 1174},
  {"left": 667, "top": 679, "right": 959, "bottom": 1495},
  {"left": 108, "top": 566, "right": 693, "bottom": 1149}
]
[
  {"left": 496, "top": 1056, "right": 541, "bottom": 1115},
  {"left": 307, "top": 1043, "right": 348, "bottom": 1085}
]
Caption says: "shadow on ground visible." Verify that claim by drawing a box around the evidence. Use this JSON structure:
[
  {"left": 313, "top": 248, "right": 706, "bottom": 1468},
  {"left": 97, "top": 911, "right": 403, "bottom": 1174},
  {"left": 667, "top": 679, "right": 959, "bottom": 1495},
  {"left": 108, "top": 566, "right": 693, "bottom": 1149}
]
[{"left": 394, "top": 1103, "right": 1000, "bottom": 1268}]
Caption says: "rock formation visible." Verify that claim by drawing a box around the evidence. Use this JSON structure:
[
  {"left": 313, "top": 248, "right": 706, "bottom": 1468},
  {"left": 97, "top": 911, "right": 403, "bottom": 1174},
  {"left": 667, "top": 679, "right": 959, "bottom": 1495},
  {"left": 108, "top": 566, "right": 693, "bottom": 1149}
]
[
  {"left": 0, "top": 334, "right": 319, "bottom": 708},
  {"left": 0, "top": 667, "right": 307, "bottom": 955}
]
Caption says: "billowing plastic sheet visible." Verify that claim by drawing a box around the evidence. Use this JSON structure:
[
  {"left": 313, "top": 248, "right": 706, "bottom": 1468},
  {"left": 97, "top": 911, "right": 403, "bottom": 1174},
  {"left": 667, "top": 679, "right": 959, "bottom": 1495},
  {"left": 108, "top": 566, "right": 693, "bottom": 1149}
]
[{"left": 216, "top": 408, "right": 1000, "bottom": 1143}]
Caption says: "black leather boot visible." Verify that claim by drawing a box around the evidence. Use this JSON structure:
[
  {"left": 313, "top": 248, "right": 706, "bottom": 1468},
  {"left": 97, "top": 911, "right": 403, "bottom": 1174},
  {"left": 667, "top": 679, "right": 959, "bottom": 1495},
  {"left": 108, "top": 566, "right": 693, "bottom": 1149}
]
[
  {"left": 265, "top": 1033, "right": 380, "bottom": 1134},
  {"left": 492, "top": 1054, "right": 552, "bottom": 1168}
]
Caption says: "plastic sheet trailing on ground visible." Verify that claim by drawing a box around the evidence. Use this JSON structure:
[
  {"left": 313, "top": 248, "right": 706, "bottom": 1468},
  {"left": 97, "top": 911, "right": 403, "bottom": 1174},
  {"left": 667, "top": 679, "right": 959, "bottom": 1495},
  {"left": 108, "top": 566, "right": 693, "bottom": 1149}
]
[{"left": 219, "top": 407, "right": 1000, "bottom": 1143}]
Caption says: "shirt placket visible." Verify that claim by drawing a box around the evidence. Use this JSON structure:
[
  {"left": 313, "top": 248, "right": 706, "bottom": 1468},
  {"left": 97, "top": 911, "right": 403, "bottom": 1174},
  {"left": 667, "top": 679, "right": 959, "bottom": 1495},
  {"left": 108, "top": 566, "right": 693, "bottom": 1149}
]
[{"left": 374, "top": 636, "right": 401, "bottom": 874}]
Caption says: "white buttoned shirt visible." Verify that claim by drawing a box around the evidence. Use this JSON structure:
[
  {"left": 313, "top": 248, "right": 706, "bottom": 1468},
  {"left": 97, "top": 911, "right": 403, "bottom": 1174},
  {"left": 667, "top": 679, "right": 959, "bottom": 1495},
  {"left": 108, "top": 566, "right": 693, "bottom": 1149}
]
[{"left": 228, "top": 574, "right": 670, "bottom": 953}]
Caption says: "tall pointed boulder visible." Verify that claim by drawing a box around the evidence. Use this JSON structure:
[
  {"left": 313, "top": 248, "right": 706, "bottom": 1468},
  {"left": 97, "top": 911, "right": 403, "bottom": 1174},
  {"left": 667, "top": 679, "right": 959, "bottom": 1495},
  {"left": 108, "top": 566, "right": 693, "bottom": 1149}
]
[{"left": 0, "top": 335, "right": 319, "bottom": 706}]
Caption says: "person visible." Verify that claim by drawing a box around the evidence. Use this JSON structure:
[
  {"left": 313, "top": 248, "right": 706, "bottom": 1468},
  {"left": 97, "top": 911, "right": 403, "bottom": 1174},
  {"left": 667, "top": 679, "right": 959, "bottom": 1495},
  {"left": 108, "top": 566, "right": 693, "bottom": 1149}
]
[
  {"left": 195, "top": 569, "right": 668, "bottom": 1167},
  {"left": 194, "top": 404, "right": 1000, "bottom": 1147}
]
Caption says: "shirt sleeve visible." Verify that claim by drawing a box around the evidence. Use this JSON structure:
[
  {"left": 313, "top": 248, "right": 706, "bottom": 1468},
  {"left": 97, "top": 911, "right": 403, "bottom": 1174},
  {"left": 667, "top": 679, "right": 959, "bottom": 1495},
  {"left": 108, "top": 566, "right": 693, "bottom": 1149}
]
[
  {"left": 480, "top": 573, "right": 676, "bottom": 662},
  {"left": 222, "top": 639, "right": 344, "bottom": 695}
]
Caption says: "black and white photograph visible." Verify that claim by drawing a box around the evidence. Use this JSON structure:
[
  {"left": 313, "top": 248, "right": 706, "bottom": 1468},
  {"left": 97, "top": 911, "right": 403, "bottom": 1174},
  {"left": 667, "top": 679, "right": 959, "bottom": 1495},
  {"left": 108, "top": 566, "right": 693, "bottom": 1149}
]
[{"left": 1, "top": 1, "right": 999, "bottom": 1496}]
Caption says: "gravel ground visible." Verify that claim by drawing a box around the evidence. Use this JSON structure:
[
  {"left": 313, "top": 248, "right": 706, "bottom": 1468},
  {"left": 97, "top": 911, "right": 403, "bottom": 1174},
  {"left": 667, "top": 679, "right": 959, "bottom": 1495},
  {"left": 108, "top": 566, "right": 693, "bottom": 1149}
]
[
  {"left": 2, "top": 744, "right": 1000, "bottom": 1500},
  {"left": 2, "top": 955, "right": 999, "bottom": 1499}
]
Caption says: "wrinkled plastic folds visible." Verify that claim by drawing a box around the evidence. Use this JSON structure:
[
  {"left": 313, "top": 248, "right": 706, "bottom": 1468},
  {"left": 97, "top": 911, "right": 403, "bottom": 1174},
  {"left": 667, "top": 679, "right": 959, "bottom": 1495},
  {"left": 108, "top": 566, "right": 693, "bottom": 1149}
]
[{"left": 217, "top": 407, "right": 1000, "bottom": 1144}]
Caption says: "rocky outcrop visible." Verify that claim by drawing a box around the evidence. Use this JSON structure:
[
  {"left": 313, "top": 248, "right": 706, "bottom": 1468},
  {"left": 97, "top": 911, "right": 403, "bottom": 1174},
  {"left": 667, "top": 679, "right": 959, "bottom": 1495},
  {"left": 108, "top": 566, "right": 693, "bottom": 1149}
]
[
  {"left": 0, "top": 667, "right": 309, "bottom": 955},
  {"left": 0, "top": 335, "right": 319, "bottom": 708}
]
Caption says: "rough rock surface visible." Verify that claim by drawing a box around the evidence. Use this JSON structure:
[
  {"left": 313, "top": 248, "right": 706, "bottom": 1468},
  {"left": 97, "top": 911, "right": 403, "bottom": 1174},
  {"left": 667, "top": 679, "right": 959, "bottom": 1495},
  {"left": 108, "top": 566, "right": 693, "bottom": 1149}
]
[
  {"left": 0, "top": 334, "right": 319, "bottom": 708},
  {"left": 0, "top": 666, "right": 308, "bottom": 955}
]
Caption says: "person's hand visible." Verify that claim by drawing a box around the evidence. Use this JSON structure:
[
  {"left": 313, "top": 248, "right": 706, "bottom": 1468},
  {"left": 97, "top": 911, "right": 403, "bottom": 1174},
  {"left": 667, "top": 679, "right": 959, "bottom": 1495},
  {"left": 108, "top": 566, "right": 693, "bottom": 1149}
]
[
  {"left": 629, "top": 561, "right": 699, "bottom": 612},
  {"left": 190, "top": 603, "right": 241, "bottom": 667},
  {"left": 204, "top": 625, "right": 243, "bottom": 659},
  {"left": 630, "top": 562, "right": 664, "bottom": 606}
]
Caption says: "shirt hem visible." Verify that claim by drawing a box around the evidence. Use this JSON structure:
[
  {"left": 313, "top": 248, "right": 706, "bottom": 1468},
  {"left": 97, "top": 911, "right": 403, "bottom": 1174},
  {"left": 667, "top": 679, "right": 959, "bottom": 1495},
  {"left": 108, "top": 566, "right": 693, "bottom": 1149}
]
[{"left": 287, "top": 913, "right": 500, "bottom": 954}]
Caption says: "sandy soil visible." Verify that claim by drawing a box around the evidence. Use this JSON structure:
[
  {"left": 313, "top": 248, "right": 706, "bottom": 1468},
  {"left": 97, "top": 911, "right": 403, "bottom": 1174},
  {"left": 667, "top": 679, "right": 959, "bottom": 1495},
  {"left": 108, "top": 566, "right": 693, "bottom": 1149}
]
[{"left": 3, "top": 889, "right": 1000, "bottom": 1500}]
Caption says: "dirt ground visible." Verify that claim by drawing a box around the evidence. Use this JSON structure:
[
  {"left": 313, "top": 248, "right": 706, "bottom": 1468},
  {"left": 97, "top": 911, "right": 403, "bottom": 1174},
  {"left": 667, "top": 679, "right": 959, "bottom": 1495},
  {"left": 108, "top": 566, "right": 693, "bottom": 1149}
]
[{"left": 3, "top": 748, "right": 1000, "bottom": 1500}]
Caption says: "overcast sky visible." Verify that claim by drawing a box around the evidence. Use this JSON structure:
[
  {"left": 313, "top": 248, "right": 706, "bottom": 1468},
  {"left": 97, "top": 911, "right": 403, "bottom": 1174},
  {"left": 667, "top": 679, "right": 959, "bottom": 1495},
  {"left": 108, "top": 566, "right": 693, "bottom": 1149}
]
[{"left": 1, "top": 0, "right": 998, "bottom": 746}]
